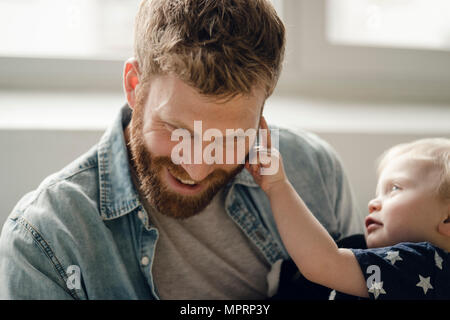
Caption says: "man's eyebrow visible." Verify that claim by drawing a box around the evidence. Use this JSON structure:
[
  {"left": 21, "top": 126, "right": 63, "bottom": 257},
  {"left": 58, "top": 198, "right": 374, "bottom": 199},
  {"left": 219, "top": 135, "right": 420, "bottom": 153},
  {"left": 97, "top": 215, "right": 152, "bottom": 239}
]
[
  {"left": 165, "top": 119, "right": 255, "bottom": 139},
  {"left": 165, "top": 119, "right": 195, "bottom": 135},
  {"left": 224, "top": 128, "right": 257, "bottom": 137}
]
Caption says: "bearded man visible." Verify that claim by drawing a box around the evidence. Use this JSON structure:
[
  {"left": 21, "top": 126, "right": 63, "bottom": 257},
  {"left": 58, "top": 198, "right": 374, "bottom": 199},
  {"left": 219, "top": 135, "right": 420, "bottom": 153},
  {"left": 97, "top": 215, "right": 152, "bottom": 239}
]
[{"left": 0, "top": 0, "right": 362, "bottom": 299}]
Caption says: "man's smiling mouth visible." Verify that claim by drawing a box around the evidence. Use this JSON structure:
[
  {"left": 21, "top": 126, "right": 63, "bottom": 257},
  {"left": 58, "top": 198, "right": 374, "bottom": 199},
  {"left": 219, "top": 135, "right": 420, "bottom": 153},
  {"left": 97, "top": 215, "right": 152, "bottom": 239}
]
[
  {"left": 165, "top": 167, "right": 204, "bottom": 194},
  {"left": 175, "top": 176, "right": 197, "bottom": 185},
  {"left": 167, "top": 167, "right": 198, "bottom": 185}
]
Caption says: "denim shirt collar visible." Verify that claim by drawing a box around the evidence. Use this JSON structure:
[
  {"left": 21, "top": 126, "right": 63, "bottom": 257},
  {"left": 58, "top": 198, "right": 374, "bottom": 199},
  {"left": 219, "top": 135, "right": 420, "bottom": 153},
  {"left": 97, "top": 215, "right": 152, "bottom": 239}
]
[
  {"left": 97, "top": 105, "right": 140, "bottom": 220},
  {"left": 231, "top": 168, "right": 259, "bottom": 188},
  {"left": 96, "top": 104, "right": 259, "bottom": 220}
]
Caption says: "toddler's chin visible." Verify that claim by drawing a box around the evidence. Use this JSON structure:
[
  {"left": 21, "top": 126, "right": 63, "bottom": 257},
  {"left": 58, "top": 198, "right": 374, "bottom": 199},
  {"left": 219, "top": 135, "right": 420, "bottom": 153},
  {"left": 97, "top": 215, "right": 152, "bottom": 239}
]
[{"left": 365, "top": 234, "right": 388, "bottom": 249}]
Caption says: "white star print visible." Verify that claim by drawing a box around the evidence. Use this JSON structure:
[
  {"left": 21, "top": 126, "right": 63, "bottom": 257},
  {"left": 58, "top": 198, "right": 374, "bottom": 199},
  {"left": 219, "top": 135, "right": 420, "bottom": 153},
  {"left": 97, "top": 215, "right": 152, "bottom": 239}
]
[
  {"left": 416, "top": 275, "right": 433, "bottom": 295},
  {"left": 385, "top": 251, "right": 403, "bottom": 265},
  {"left": 368, "top": 281, "right": 386, "bottom": 299},
  {"left": 434, "top": 251, "right": 443, "bottom": 270},
  {"left": 328, "top": 290, "right": 336, "bottom": 300}
]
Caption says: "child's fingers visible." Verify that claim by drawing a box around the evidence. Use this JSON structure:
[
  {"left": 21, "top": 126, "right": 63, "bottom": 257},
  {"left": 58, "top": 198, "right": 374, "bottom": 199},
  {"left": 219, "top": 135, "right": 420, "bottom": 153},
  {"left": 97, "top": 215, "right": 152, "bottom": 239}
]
[
  {"left": 254, "top": 146, "right": 280, "bottom": 168},
  {"left": 259, "top": 116, "right": 271, "bottom": 150},
  {"left": 245, "top": 158, "right": 258, "bottom": 172}
]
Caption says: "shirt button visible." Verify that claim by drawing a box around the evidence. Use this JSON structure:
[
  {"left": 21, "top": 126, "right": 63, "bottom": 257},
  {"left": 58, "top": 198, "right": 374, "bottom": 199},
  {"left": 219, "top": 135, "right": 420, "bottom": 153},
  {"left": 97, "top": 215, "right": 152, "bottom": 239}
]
[{"left": 141, "top": 256, "right": 150, "bottom": 266}]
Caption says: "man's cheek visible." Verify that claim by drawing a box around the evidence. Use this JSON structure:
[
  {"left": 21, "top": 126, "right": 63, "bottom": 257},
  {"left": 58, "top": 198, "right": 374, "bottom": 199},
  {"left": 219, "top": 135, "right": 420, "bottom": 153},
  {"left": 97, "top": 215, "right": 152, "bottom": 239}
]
[{"left": 142, "top": 132, "right": 175, "bottom": 157}]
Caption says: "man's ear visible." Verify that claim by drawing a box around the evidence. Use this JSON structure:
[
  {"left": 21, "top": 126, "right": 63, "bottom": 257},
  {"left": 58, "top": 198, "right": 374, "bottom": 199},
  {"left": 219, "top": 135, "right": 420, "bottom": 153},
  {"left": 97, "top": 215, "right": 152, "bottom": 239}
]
[
  {"left": 123, "top": 58, "right": 141, "bottom": 109},
  {"left": 437, "top": 204, "right": 450, "bottom": 237}
]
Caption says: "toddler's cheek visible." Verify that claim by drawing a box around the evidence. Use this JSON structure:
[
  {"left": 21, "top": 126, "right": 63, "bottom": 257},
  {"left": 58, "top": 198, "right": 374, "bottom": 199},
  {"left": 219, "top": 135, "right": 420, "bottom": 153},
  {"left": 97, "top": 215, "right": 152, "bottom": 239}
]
[{"left": 366, "top": 228, "right": 390, "bottom": 248}]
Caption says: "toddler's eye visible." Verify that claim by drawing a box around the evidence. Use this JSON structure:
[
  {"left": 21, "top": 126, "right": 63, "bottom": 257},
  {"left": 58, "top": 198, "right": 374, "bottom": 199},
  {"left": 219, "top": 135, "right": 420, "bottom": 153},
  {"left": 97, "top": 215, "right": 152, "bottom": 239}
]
[{"left": 390, "top": 185, "right": 400, "bottom": 192}]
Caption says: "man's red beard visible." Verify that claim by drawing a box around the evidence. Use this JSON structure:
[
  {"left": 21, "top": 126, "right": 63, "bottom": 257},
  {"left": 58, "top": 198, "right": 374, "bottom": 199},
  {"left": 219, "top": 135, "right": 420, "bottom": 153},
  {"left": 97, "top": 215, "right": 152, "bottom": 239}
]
[{"left": 127, "top": 102, "right": 244, "bottom": 219}]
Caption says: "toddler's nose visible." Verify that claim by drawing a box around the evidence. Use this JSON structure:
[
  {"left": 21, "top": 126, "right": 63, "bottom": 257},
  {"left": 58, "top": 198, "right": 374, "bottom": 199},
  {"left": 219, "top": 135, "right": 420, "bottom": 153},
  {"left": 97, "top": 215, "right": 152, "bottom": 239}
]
[{"left": 368, "top": 199, "right": 381, "bottom": 213}]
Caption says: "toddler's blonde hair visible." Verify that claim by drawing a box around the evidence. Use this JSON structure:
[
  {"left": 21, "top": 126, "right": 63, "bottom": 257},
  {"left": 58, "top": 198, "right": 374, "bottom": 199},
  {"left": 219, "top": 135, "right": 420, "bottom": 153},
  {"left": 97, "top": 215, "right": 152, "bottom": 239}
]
[{"left": 377, "top": 138, "right": 450, "bottom": 200}]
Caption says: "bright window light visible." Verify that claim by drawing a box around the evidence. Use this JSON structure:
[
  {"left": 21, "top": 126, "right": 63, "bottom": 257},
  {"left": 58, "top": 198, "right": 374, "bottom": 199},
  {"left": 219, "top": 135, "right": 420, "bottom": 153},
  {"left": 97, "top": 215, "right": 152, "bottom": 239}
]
[
  {"left": 327, "top": 0, "right": 450, "bottom": 51},
  {"left": 0, "top": 0, "right": 283, "bottom": 60},
  {"left": 0, "top": 0, "right": 141, "bottom": 59}
]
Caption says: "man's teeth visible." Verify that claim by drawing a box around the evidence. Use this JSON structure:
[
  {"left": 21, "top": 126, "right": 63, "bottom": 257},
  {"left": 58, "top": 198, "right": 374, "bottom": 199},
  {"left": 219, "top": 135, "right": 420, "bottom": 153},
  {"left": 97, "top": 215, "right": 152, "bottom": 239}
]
[{"left": 176, "top": 177, "right": 197, "bottom": 185}]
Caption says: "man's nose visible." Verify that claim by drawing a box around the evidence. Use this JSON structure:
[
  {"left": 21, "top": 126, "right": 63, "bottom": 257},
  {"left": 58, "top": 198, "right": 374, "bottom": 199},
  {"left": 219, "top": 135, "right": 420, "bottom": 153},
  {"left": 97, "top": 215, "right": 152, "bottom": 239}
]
[
  {"left": 180, "top": 163, "right": 215, "bottom": 182},
  {"left": 368, "top": 198, "right": 381, "bottom": 214}
]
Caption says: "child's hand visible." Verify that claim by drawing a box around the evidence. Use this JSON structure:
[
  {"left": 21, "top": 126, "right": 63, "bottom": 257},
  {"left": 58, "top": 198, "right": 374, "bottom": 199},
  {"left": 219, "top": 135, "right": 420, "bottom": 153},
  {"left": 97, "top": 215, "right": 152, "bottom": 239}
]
[{"left": 245, "top": 116, "right": 289, "bottom": 195}]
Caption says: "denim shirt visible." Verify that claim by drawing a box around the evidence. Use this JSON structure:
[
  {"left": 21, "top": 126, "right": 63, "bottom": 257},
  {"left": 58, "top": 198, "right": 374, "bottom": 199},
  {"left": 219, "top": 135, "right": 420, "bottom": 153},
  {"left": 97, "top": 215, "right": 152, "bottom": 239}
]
[{"left": 0, "top": 105, "right": 363, "bottom": 299}]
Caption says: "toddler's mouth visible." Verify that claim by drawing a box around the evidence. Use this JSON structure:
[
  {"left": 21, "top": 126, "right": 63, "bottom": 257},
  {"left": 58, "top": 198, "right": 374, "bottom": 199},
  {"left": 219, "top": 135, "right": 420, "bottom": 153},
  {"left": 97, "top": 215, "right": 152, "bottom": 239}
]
[{"left": 365, "top": 216, "right": 383, "bottom": 231}]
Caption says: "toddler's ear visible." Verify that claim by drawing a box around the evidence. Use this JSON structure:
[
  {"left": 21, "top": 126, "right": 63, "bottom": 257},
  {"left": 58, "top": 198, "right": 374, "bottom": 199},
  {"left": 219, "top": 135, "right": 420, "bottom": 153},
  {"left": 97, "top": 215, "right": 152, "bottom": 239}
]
[{"left": 438, "top": 207, "right": 450, "bottom": 237}]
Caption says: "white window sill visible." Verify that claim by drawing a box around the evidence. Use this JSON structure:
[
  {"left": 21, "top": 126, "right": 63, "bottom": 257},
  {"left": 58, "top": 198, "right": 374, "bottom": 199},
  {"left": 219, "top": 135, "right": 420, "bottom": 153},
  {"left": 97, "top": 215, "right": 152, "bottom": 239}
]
[
  {"left": 0, "top": 90, "right": 125, "bottom": 131},
  {"left": 1, "top": 90, "right": 450, "bottom": 135},
  {"left": 265, "top": 96, "right": 450, "bottom": 135}
]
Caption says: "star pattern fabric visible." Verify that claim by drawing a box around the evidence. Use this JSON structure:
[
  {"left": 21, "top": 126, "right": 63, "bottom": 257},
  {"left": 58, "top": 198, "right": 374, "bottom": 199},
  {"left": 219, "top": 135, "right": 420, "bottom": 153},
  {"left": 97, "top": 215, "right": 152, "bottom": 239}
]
[
  {"left": 350, "top": 242, "right": 449, "bottom": 299},
  {"left": 368, "top": 281, "right": 386, "bottom": 299},
  {"left": 435, "top": 251, "right": 443, "bottom": 270},
  {"left": 328, "top": 290, "right": 336, "bottom": 300},
  {"left": 416, "top": 275, "right": 433, "bottom": 295},
  {"left": 385, "top": 251, "right": 403, "bottom": 265}
]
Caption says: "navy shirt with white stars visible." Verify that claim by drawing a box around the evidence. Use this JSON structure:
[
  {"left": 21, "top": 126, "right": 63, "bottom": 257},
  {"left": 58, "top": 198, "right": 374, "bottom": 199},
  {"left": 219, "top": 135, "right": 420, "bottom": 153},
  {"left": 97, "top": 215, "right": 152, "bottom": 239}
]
[{"left": 350, "top": 242, "right": 449, "bottom": 300}]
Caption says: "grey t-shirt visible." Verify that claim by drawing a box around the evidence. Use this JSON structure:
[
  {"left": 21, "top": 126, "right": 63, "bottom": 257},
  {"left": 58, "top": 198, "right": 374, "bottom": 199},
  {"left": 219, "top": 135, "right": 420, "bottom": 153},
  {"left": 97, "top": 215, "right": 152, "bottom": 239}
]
[{"left": 134, "top": 174, "right": 271, "bottom": 299}]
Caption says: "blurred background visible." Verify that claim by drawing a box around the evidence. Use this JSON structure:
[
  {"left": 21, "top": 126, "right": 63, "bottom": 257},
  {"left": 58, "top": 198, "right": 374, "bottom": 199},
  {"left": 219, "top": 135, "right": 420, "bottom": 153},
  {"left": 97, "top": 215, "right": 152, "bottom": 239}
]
[{"left": 1, "top": 0, "right": 450, "bottom": 228}]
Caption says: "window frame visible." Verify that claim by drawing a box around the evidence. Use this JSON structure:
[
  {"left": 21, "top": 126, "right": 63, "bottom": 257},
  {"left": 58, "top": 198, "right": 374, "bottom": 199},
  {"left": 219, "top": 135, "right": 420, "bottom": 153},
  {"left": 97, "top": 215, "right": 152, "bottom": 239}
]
[
  {"left": 2, "top": 0, "right": 450, "bottom": 101},
  {"left": 0, "top": 56, "right": 124, "bottom": 91},
  {"left": 277, "top": 0, "right": 450, "bottom": 101}
]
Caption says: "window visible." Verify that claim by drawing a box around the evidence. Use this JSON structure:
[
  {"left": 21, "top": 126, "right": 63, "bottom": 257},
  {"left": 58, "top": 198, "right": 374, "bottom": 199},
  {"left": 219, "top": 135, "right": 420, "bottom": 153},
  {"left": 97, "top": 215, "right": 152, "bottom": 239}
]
[
  {"left": 0, "top": 0, "right": 282, "bottom": 92},
  {"left": 0, "top": 0, "right": 140, "bottom": 91},
  {"left": 327, "top": 0, "right": 450, "bottom": 52},
  {"left": 276, "top": 0, "right": 450, "bottom": 101},
  {"left": 2, "top": 0, "right": 450, "bottom": 101},
  {"left": 0, "top": 0, "right": 140, "bottom": 59}
]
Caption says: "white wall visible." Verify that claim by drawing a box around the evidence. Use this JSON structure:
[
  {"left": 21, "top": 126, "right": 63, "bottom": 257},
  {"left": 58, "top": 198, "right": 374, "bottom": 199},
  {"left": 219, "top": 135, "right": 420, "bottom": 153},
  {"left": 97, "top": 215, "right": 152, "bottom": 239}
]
[{"left": 0, "top": 129, "right": 102, "bottom": 228}]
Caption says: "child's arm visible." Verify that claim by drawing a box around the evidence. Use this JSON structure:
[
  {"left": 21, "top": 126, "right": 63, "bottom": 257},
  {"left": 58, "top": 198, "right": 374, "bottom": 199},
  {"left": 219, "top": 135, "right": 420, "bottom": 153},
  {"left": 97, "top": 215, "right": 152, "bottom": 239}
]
[
  {"left": 248, "top": 118, "right": 368, "bottom": 298},
  {"left": 267, "top": 181, "right": 368, "bottom": 297}
]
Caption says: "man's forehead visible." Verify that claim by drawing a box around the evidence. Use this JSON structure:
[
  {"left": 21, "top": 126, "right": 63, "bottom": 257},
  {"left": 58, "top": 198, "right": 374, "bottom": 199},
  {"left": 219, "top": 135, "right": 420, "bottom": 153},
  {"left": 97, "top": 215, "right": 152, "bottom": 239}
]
[
  {"left": 157, "top": 99, "right": 263, "bottom": 131},
  {"left": 147, "top": 74, "right": 265, "bottom": 131},
  {"left": 149, "top": 74, "right": 264, "bottom": 110},
  {"left": 162, "top": 97, "right": 263, "bottom": 119}
]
